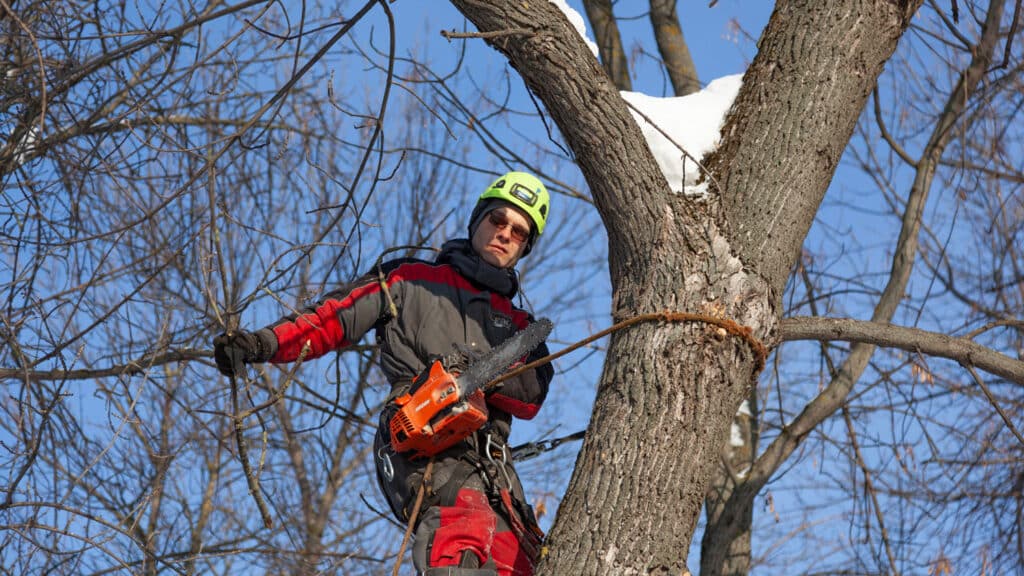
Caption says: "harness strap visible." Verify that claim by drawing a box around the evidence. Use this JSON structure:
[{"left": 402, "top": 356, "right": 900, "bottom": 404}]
[
  {"left": 498, "top": 488, "right": 543, "bottom": 563},
  {"left": 435, "top": 459, "right": 479, "bottom": 507}
]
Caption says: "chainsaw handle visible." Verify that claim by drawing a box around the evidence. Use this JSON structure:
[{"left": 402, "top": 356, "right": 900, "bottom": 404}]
[{"left": 388, "top": 360, "right": 489, "bottom": 458}]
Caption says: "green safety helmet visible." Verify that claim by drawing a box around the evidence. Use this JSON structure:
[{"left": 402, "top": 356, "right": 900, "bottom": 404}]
[{"left": 476, "top": 171, "right": 550, "bottom": 235}]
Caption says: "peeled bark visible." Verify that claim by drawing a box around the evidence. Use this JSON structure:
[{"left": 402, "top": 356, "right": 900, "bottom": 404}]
[{"left": 448, "top": 1, "right": 922, "bottom": 573}]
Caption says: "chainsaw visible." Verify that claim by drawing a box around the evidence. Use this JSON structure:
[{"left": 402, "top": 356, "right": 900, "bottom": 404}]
[{"left": 389, "top": 318, "right": 553, "bottom": 459}]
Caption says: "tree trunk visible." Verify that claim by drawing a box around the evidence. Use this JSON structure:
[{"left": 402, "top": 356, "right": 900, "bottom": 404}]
[
  {"left": 700, "top": 1, "right": 1002, "bottom": 571},
  {"left": 649, "top": 0, "right": 699, "bottom": 96},
  {"left": 701, "top": 390, "right": 757, "bottom": 576},
  {"left": 448, "top": 1, "right": 922, "bottom": 573},
  {"left": 582, "top": 0, "right": 632, "bottom": 91}
]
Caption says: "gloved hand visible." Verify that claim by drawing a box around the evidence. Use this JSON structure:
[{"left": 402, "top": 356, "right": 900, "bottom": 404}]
[
  {"left": 213, "top": 330, "right": 273, "bottom": 377},
  {"left": 441, "top": 343, "right": 483, "bottom": 375},
  {"left": 405, "top": 345, "right": 483, "bottom": 396}
]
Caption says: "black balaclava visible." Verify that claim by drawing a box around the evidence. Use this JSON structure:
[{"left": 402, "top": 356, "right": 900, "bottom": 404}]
[
  {"left": 467, "top": 198, "right": 537, "bottom": 256},
  {"left": 437, "top": 240, "right": 518, "bottom": 298}
]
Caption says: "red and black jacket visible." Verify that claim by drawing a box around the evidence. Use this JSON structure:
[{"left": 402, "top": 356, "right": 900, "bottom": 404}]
[{"left": 257, "top": 240, "right": 552, "bottom": 433}]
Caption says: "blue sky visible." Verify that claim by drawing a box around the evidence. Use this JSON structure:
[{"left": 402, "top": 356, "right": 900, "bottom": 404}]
[{"left": 6, "top": 1, "right": 1010, "bottom": 573}]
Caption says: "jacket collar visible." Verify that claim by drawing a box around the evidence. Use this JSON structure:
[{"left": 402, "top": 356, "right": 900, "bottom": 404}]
[{"left": 437, "top": 239, "right": 518, "bottom": 298}]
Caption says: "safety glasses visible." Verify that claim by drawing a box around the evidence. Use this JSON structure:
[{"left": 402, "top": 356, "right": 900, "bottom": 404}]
[{"left": 487, "top": 211, "right": 531, "bottom": 244}]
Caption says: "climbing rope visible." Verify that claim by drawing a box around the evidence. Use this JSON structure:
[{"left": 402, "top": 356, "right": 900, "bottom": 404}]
[
  {"left": 390, "top": 309, "right": 767, "bottom": 573},
  {"left": 489, "top": 309, "right": 768, "bottom": 391},
  {"left": 505, "top": 310, "right": 768, "bottom": 462}
]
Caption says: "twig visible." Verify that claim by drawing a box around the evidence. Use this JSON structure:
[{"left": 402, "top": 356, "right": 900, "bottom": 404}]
[
  {"left": 231, "top": 372, "right": 274, "bottom": 529},
  {"left": 963, "top": 319, "right": 1024, "bottom": 341},
  {"left": 232, "top": 341, "right": 311, "bottom": 528},
  {"left": 963, "top": 364, "right": 1024, "bottom": 447},
  {"left": 842, "top": 407, "right": 900, "bottom": 575},
  {"left": 236, "top": 343, "right": 310, "bottom": 419},
  {"left": 622, "top": 100, "right": 721, "bottom": 196},
  {"left": 441, "top": 28, "right": 535, "bottom": 41},
  {"left": 392, "top": 459, "right": 433, "bottom": 576}
]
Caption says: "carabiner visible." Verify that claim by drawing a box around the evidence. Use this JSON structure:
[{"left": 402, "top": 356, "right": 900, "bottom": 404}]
[
  {"left": 377, "top": 447, "right": 394, "bottom": 481},
  {"left": 485, "top": 433, "right": 513, "bottom": 488}
]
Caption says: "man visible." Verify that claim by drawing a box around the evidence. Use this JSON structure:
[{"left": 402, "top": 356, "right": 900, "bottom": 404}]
[{"left": 214, "top": 171, "right": 554, "bottom": 576}]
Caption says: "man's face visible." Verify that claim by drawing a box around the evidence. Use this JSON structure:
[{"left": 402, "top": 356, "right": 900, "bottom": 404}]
[{"left": 471, "top": 205, "right": 532, "bottom": 269}]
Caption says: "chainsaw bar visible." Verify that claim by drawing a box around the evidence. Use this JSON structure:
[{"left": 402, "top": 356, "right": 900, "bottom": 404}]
[{"left": 457, "top": 318, "right": 553, "bottom": 396}]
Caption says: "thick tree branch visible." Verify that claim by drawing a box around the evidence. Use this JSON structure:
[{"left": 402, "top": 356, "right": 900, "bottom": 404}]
[
  {"left": 648, "top": 0, "right": 699, "bottom": 96},
  {"left": 707, "top": 0, "right": 926, "bottom": 289},
  {"left": 699, "top": 6, "right": 1004, "bottom": 564},
  {"left": 581, "top": 0, "right": 632, "bottom": 90},
  {"left": 781, "top": 316, "right": 1024, "bottom": 386},
  {"left": 738, "top": 0, "right": 1001, "bottom": 497},
  {"left": 440, "top": 28, "right": 534, "bottom": 40},
  {"left": 449, "top": 0, "right": 673, "bottom": 261}
]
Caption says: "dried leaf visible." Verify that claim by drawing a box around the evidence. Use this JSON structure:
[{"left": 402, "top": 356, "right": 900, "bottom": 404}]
[
  {"left": 764, "top": 491, "right": 780, "bottom": 523},
  {"left": 928, "top": 552, "right": 953, "bottom": 576},
  {"left": 911, "top": 363, "right": 935, "bottom": 385},
  {"left": 534, "top": 497, "right": 548, "bottom": 519}
]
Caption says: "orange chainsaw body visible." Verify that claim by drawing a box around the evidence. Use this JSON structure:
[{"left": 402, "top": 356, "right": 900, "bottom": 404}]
[{"left": 389, "top": 359, "right": 488, "bottom": 458}]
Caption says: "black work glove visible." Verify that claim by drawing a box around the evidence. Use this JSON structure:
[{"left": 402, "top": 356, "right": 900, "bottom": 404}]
[
  {"left": 406, "top": 345, "right": 482, "bottom": 396},
  {"left": 213, "top": 330, "right": 274, "bottom": 377},
  {"left": 441, "top": 343, "right": 483, "bottom": 375}
]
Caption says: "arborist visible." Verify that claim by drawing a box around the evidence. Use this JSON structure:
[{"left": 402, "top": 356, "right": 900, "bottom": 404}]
[{"left": 213, "top": 171, "right": 554, "bottom": 576}]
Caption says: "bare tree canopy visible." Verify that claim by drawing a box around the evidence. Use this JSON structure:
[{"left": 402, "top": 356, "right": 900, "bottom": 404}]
[{"left": 3, "top": 0, "right": 1023, "bottom": 575}]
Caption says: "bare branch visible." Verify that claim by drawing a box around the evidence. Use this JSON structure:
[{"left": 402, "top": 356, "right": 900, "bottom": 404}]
[
  {"left": 781, "top": 316, "right": 1024, "bottom": 385},
  {"left": 440, "top": 28, "right": 535, "bottom": 41}
]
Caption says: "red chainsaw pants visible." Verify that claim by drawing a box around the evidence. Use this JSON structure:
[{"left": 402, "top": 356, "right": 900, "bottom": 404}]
[{"left": 413, "top": 486, "right": 534, "bottom": 575}]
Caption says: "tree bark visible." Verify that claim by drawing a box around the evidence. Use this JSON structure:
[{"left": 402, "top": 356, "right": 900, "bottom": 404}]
[
  {"left": 700, "top": 2, "right": 1004, "bottom": 571},
  {"left": 707, "top": 1, "right": 922, "bottom": 291},
  {"left": 649, "top": 0, "right": 700, "bottom": 96},
  {"left": 582, "top": 0, "right": 633, "bottom": 91},
  {"left": 448, "top": 1, "right": 922, "bottom": 573}
]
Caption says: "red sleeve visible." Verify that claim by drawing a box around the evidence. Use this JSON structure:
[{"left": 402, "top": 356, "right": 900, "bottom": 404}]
[
  {"left": 485, "top": 310, "right": 553, "bottom": 420},
  {"left": 487, "top": 391, "right": 542, "bottom": 420},
  {"left": 267, "top": 272, "right": 391, "bottom": 363}
]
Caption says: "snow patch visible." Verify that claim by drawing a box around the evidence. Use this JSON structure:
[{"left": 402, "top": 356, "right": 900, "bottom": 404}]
[
  {"left": 13, "top": 124, "right": 39, "bottom": 167},
  {"left": 730, "top": 421, "right": 745, "bottom": 447},
  {"left": 548, "top": 0, "right": 599, "bottom": 57},
  {"left": 621, "top": 74, "right": 743, "bottom": 197},
  {"left": 731, "top": 400, "right": 752, "bottom": 447}
]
